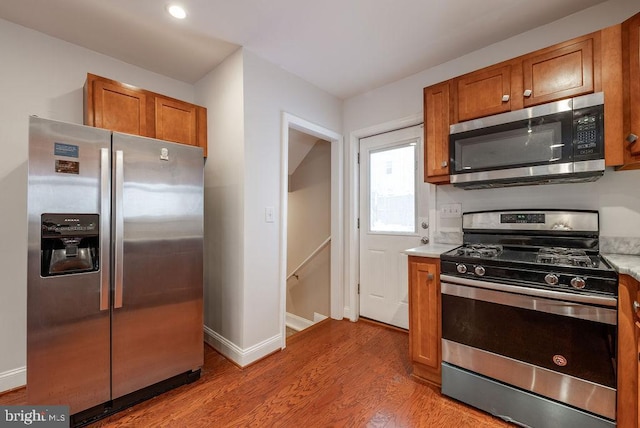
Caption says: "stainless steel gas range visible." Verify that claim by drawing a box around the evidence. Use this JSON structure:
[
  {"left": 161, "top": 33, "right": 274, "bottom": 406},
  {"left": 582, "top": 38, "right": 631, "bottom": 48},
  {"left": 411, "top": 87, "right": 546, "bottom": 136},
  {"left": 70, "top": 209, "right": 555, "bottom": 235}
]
[{"left": 439, "top": 210, "right": 617, "bottom": 428}]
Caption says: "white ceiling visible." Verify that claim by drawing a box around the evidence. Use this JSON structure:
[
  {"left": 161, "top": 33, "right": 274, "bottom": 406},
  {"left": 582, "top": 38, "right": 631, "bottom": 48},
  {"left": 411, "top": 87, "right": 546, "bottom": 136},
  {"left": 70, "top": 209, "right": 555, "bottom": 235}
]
[{"left": 0, "top": 0, "right": 608, "bottom": 99}]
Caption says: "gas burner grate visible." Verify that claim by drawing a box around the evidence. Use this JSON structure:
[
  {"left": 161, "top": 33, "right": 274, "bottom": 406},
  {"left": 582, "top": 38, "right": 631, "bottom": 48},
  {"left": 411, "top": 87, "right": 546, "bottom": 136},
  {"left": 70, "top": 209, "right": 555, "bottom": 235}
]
[
  {"left": 538, "top": 247, "right": 588, "bottom": 257},
  {"left": 456, "top": 244, "right": 503, "bottom": 258},
  {"left": 536, "top": 247, "right": 595, "bottom": 267}
]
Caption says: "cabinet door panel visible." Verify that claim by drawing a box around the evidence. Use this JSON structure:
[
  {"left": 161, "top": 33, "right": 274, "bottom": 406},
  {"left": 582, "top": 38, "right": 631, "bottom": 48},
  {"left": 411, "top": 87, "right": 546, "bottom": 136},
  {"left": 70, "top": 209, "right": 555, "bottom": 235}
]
[
  {"left": 456, "top": 65, "right": 511, "bottom": 122},
  {"left": 409, "top": 258, "right": 440, "bottom": 372},
  {"left": 93, "top": 81, "right": 148, "bottom": 136},
  {"left": 522, "top": 38, "right": 594, "bottom": 107},
  {"left": 424, "top": 83, "right": 450, "bottom": 182},
  {"left": 155, "top": 97, "right": 198, "bottom": 147},
  {"left": 627, "top": 13, "right": 640, "bottom": 158},
  {"left": 85, "top": 74, "right": 207, "bottom": 157},
  {"left": 617, "top": 275, "right": 639, "bottom": 428}
]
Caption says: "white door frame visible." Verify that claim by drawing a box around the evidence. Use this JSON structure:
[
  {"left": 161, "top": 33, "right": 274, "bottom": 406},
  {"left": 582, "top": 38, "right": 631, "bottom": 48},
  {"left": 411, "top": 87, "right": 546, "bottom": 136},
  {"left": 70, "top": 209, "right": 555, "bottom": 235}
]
[
  {"left": 346, "top": 113, "right": 423, "bottom": 322},
  {"left": 280, "top": 112, "right": 343, "bottom": 349}
]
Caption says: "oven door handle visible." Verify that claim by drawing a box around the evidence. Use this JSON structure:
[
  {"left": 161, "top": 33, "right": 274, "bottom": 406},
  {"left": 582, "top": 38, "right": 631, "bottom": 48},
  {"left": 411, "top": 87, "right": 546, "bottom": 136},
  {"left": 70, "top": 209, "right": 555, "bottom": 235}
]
[{"left": 440, "top": 274, "right": 617, "bottom": 308}]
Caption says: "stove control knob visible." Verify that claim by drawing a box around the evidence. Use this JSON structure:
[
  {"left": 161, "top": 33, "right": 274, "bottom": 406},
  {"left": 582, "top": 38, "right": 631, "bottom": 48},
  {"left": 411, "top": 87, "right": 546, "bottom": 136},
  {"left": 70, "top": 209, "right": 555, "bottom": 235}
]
[
  {"left": 456, "top": 264, "right": 467, "bottom": 274},
  {"left": 474, "top": 265, "right": 486, "bottom": 276},
  {"left": 544, "top": 273, "right": 559, "bottom": 285},
  {"left": 570, "top": 277, "right": 586, "bottom": 289}
]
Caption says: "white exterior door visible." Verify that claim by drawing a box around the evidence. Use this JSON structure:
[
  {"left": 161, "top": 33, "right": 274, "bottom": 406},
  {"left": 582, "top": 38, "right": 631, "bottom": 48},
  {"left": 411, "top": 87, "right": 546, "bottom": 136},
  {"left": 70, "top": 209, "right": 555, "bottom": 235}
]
[{"left": 359, "top": 126, "right": 424, "bottom": 329}]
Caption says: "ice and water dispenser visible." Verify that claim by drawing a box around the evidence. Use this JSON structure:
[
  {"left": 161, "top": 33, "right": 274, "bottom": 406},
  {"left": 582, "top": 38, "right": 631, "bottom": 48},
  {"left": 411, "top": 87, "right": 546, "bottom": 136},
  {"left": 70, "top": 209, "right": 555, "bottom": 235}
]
[{"left": 40, "top": 214, "right": 99, "bottom": 276}]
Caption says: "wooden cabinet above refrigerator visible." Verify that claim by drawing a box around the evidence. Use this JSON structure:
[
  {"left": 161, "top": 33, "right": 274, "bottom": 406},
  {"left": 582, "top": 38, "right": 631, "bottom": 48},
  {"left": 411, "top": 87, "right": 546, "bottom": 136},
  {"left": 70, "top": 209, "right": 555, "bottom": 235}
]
[{"left": 84, "top": 73, "right": 208, "bottom": 157}]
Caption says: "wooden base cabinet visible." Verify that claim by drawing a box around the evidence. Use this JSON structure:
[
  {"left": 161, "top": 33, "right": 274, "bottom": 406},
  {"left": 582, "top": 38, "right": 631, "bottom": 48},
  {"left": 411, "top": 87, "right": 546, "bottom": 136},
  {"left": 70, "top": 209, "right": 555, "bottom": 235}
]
[
  {"left": 84, "top": 74, "right": 208, "bottom": 157},
  {"left": 408, "top": 256, "right": 441, "bottom": 386},
  {"left": 618, "top": 274, "right": 640, "bottom": 428}
]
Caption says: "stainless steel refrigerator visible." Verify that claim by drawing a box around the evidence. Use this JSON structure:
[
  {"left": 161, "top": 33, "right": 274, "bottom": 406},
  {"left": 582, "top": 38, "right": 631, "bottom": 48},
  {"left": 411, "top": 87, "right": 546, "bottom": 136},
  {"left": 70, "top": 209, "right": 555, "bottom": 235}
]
[{"left": 27, "top": 116, "right": 204, "bottom": 423}]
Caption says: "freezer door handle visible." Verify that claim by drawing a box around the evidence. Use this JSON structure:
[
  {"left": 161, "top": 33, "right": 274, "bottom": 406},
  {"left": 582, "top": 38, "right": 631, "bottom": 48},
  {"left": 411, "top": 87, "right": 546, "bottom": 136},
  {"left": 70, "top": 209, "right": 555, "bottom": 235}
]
[
  {"left": 99, "top": 148, "right": 110, "bottom": 311},
  {"left": 114, "top": 150, "right": 124, "bottom": 309}
]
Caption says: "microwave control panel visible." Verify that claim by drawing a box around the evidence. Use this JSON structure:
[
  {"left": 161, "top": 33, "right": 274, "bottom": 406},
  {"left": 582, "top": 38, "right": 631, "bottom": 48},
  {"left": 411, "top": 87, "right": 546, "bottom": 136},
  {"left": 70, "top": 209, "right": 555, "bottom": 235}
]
[{"left": 573, "top": 104, "right": 603, "bottom": 159}]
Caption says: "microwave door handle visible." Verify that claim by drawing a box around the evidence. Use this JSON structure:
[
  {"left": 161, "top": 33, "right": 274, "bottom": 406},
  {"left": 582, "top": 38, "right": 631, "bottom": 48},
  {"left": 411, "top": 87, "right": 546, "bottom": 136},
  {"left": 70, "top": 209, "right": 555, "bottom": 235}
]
[
  {"left": 99, "top": 148, "right": 110, "bottom": 311},
  {"left": 114, "top": 150, "right": 124, "bottom": 309}
]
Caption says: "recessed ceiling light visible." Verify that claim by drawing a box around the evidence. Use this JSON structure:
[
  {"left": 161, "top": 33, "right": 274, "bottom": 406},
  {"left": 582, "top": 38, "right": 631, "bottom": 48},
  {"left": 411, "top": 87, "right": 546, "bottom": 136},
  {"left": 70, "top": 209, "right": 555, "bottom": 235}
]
[{"left": 167, "top": 4, "right": 187, "bottom": 19}]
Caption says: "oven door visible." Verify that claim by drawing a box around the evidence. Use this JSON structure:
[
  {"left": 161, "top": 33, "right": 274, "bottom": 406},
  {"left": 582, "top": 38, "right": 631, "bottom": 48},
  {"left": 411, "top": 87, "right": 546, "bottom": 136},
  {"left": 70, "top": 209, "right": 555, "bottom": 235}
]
[{"left": 440, "top": 274, "right": 617, "bottom": 421}]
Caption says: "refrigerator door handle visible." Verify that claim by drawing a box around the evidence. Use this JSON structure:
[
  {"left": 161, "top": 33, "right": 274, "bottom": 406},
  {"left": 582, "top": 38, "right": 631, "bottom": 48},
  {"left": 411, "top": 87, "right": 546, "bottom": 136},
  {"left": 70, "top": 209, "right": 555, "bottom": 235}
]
[
  {"left": 99, "top": 148, "right": 110, "bottom": 311},
  {"left": 114, "top": 150, "right": 124, "bottom": 309}
]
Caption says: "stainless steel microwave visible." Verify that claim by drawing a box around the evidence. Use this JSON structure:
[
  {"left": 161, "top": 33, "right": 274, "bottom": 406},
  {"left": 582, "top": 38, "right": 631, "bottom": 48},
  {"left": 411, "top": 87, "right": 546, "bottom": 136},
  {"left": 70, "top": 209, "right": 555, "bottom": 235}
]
[{"left": 449, "top": 92, "right": 605, "bottom": 189}]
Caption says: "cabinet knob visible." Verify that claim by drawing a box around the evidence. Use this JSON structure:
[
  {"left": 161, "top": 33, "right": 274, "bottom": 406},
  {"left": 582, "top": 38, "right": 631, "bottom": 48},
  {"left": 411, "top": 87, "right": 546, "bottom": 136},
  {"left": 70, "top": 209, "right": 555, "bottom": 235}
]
[
  {"left": 421, "top": 236, "right": 429, "bottom": 244},
  {"left": 634, "top": 301, "right": 640, "bottom": 314},
  {"left": 626, "top": 133, "right": 638, "bottom": 144},
  {"left": 441, "top": 160, "right": 448, "bottom": 167},
  {"left": 501, "top": 95, "right": 510, "bottom": 102},
  {"left": 523, "top": 89, "right": 532, "bottom": 97},
  {"left": 427, "top": 273, "right": 434, "bottom": 280}
]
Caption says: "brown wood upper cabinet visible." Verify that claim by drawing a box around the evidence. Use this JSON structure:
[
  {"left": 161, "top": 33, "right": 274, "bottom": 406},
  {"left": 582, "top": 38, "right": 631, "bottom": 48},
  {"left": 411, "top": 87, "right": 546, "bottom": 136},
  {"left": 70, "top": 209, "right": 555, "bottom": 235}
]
[
  {"left": 455, "top": 64, "right": 512, "bottom": 122},
  {"left": 521, "top": 37, "right": 596, "bottom": 107},
  {"left": 84, "top": 73, "right": 207, "bottom": 157},
  {"left": 452, "top": 33, "right": 599, "bottom": 123},
  {"left": 619, "top": 12, "right": 640, "bottom": 170},
  {"left": 423, "top": 30, "right": 608, "bottom": 182},
  {"left": 424, "top": 82, "right": 451, "bottom": 184}
]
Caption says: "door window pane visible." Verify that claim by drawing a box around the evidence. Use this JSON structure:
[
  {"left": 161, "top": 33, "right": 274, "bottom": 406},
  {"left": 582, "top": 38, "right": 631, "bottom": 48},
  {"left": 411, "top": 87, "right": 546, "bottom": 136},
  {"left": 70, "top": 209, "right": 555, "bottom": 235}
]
[{"left": 369, "top": 144, "right": 415, "bottom": 232}]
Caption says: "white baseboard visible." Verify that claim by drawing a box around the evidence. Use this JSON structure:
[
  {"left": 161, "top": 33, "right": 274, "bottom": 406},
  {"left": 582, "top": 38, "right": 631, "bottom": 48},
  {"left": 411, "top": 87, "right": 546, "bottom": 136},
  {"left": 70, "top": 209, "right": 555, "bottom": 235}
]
[
  {"left": 1, "top": 326, "right": 286, "bottom": 393},
  {"left": 203, "top": 326, "right": 281, "bottom": 368},
  {"left": 313, "top": 312, "right": 328, "bottom": 323},
  {"left": 343, "top": 305, "right": 357, "bottom": 322},
  {"left": 0, "top": 366, "right": 26, "bottom": 393},
  {"left": 285, "top": 312, "right": 314, "bottom": 331}
]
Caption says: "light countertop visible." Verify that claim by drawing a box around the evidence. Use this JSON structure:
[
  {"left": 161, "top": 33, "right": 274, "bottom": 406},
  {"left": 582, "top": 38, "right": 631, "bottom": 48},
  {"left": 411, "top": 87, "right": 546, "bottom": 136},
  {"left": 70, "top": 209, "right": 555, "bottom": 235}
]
[
  {"left": 602, "top": 254, "right": 640, "bottom": 283},
  {"left": 404, "top": 243, "right": 459, "bottom": 259}
]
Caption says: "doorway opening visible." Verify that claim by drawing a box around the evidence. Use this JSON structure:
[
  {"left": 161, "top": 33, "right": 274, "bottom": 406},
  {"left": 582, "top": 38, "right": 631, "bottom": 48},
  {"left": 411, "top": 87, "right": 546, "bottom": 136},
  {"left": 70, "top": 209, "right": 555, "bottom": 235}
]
[
  {"left": 286, "top": 130, "right": 330, "bottom": 338},
  {"left": 280, "top": 113, "right": 343, "bottom": 348}
]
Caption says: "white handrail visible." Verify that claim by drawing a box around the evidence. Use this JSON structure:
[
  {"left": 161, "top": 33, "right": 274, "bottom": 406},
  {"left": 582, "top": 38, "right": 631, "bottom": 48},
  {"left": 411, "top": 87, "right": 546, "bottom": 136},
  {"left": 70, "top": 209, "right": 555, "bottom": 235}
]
[{"left": 287, "top": 236, "right": 331, "bottom": 280}]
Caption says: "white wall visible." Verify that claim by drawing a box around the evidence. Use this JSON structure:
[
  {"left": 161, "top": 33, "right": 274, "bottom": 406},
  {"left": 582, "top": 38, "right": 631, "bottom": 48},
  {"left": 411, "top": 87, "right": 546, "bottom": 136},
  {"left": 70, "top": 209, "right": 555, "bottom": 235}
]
[
  {"left": 0, "top": 18, "right": 196, "bottom": 391},
  {"left": 241, "top": 49, "right": 342, "bottom": 351},
  {"left": 342, "top": 0, "right": 640, "bottom": 315},
  {"left": 194, "top": 49, "right": 246, "bottom": 348},
  {"left": 195, "top": 49, "right": 342, "bottom": 364}
]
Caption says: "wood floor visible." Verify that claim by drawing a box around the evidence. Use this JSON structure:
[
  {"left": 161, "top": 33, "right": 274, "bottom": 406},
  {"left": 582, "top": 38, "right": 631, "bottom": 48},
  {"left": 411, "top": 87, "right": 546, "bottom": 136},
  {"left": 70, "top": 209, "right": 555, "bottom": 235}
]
[{"left": 1, "top": 319, "right": 513, "bottom": 427}]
